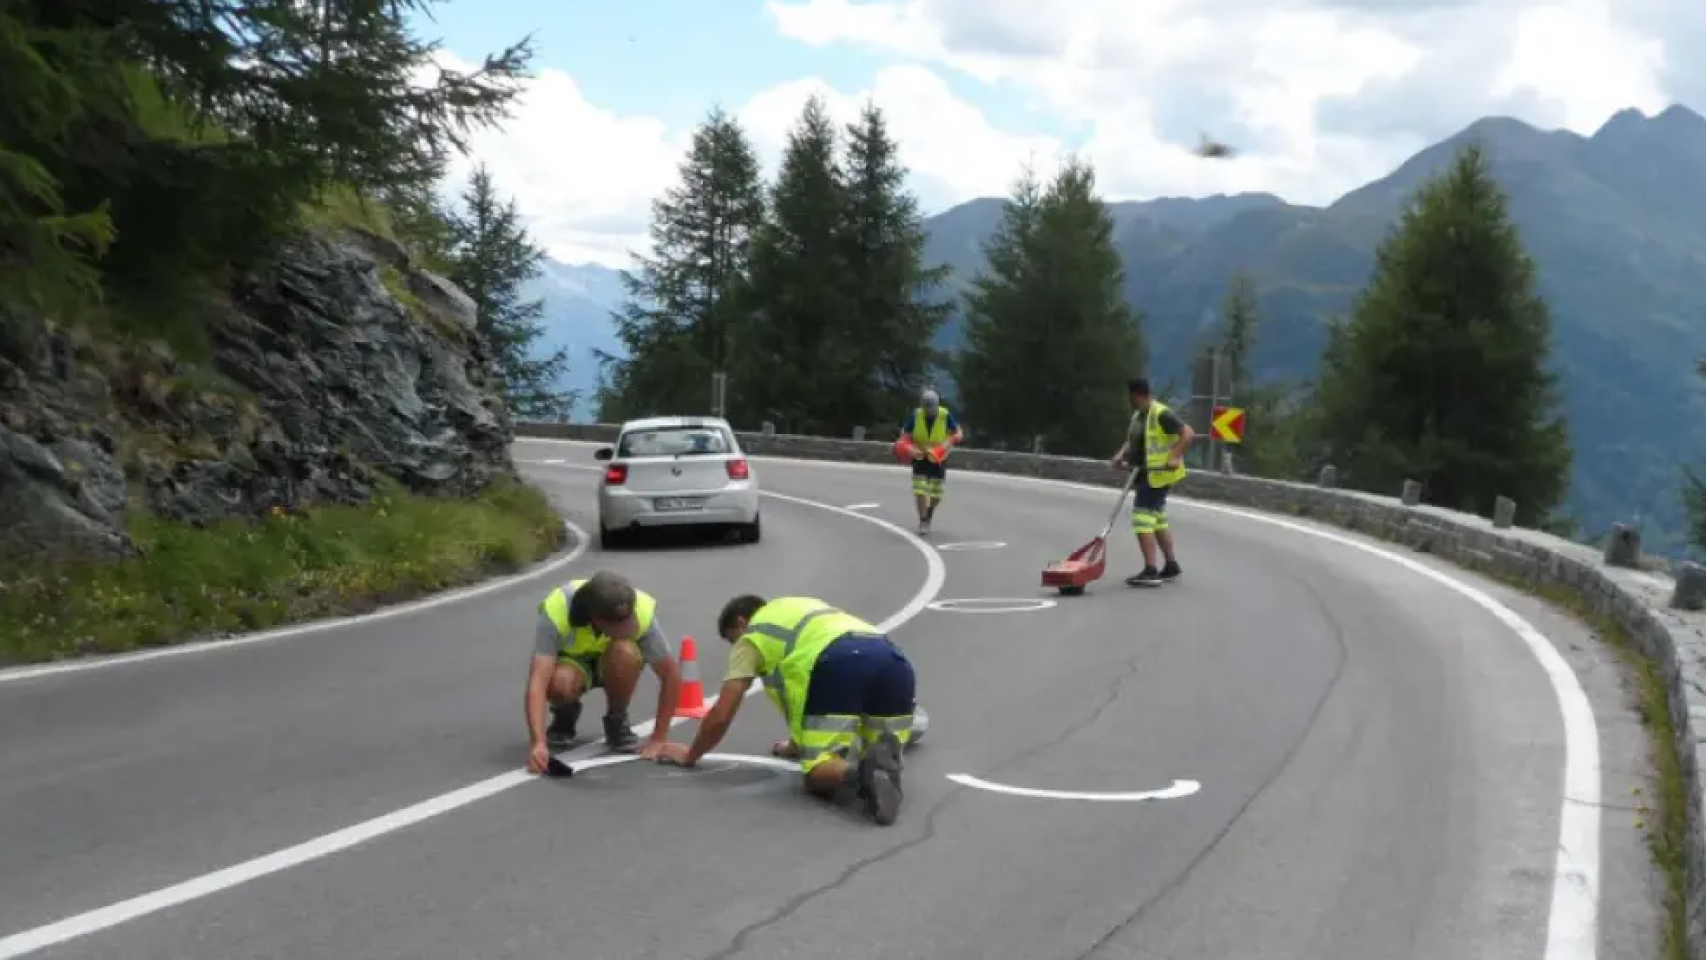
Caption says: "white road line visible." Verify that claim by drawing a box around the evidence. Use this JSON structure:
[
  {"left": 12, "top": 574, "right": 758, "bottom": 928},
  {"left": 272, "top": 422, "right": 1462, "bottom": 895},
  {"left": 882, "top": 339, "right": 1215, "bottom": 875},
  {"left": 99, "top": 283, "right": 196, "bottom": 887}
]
[
  {"left": 520, "top": 438, "right": 1604, "bottom": 960},
  {"left": 844, "top": 502, "right": 881, "bottom": 511},
  {"left": 946, "top": 774, "right": 1201, "bottom": 803},
  {"left": 0, "top": 520, "right": 592, "bottom": 686},
  {"left": 0, "top": 481, "right": 945, "bottom": 960}
]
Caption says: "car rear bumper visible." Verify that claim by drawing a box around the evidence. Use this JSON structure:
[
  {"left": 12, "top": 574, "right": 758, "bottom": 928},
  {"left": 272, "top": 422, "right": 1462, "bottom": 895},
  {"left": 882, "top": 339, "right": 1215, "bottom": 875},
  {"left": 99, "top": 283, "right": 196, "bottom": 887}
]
[{"left": 599, "top": 485, "right": 759, "bottom": 529}]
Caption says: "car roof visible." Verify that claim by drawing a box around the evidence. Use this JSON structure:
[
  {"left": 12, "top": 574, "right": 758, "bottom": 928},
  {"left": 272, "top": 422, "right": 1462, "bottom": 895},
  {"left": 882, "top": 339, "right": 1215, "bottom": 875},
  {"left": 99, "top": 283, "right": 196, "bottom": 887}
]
[{"left": 618, "top": 416, "right": 734, "bottom": 433}]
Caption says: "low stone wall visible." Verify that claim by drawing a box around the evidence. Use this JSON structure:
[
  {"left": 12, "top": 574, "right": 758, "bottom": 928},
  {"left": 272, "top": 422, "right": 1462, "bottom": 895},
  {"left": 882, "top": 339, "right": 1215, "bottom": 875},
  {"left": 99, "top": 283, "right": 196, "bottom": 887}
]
[{"left": 516, "top": 418, "right": 1706, "bottom": 954}]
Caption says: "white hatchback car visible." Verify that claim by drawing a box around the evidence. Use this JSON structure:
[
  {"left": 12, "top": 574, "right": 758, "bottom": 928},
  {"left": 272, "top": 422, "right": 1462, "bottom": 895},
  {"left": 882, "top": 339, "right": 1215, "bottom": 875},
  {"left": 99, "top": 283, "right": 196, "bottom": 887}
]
[{"left": 594, "top": 416, "right": 761, "bottom": 549}]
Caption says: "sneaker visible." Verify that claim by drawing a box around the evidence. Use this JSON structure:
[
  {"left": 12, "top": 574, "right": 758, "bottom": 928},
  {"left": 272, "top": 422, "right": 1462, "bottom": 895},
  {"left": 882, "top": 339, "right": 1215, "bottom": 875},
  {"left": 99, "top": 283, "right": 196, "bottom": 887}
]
[
  {"left": 1159, "top": 560, "right": 1182, "bottom": 582},
  {"left": 857, "top": 732, "right": 905, "bottom": 826},
  {"left": 546, "top": 701, "right": 581, "bottom": 750},
  {"left": 918, "top": 518, "right": 931, "bottom": 535},
  {"left": 603, "top": 711, "right": 639, "bottom": 753},
  {"left": 1124, "top": 567, "right": 1162, "bottom": 588}
]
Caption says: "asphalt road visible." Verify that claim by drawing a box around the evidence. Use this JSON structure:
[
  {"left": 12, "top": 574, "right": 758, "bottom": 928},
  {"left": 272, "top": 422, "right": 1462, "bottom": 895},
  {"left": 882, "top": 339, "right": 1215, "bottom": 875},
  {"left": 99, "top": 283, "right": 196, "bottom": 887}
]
[{"left": 0, "top": 439, "right": 1664, "bottom": 960}]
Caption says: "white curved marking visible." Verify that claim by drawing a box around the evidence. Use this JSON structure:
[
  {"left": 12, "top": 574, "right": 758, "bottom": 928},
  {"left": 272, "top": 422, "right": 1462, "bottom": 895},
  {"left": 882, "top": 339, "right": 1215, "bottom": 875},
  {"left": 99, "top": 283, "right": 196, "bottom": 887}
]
[
  {"left": 928, "top": 598, "right": 1057, "bottom": 614},
  {"left": 525, "top": 439, "right": 1600, "bottom": 960},
  {"left": 0, "top": 472, "right": 946, "bottom": 960},
  {"left": 948, "top": 774, "right": 1201, "bottom": 803},
  {"left": 0, "top": 519, "right": 592, "bottom": 686},
  {"left": 934, "top": 541, "right": 1006, "bottom": 551},
  {"left": 844, "top": 502, "right": 881, "bottom": 511}
]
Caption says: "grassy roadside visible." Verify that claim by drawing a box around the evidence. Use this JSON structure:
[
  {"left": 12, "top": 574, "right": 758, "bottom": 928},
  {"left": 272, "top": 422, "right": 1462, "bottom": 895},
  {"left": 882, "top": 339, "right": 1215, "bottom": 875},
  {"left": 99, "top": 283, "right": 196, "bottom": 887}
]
[{"left": 0, "top": 477, "right": 568, "bottom": 665}]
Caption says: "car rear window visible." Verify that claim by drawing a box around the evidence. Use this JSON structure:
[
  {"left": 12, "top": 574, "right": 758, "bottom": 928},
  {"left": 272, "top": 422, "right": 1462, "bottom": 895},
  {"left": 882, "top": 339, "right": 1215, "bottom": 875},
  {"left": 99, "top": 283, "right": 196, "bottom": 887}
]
[{"left": 618, "top": 426, "right": 732, "bottom": 458}]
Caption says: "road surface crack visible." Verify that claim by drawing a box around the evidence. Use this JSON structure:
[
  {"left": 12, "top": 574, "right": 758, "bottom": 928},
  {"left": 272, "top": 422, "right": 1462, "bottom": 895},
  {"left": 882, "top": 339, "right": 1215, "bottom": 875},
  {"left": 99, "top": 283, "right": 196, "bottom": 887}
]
[
  {"left": 1070, "top": 574, "right": 1351, "bottom": 959},
  {"left": 697, "top": 652, "right": 1154, "bottom": 959}
]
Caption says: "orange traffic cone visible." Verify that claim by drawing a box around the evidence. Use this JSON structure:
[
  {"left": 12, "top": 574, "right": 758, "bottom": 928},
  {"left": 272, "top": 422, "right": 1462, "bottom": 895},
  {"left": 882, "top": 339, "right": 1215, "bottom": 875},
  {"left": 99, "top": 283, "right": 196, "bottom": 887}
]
[{"left": 675, "top": 635, "right": 710, "bottom": 718}]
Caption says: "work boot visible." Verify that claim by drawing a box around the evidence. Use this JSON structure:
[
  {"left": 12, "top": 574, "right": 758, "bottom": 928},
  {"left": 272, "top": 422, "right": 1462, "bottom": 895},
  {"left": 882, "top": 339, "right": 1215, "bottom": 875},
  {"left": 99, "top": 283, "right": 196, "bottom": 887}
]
[
  {"left": 603, "top": 710, "right": 639, "bottom": 753},
  {"left": 1125, "top": 567, "right": 1162, "bottom": 588},
  {"left": 546, "top": 701, "right": 581, "bottom": 750},
  {"left": 857, "top": 732, "right": 905, "bottom": 826},
  {"left": 918, "top": 517, "right": 931, "bottom": 535},
  {"left": 1159, "top": 559, "right": 1182, "bottom": 582}
]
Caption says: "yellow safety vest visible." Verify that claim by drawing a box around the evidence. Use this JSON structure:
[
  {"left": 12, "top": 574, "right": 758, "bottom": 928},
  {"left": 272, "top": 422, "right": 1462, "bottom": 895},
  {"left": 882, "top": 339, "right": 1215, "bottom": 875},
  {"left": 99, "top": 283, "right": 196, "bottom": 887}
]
[
  {"left": 1143, "top": 400, "right": 1186, "bottom": 488},
  {"left": 539, "top": 578, "right": 658, "bottom": 660},
  {"left": 911, "top": 406, "right": 952, "bottom": 445},
  {"left": 740, "top": 597, "right": 877, "bottom": 741}
]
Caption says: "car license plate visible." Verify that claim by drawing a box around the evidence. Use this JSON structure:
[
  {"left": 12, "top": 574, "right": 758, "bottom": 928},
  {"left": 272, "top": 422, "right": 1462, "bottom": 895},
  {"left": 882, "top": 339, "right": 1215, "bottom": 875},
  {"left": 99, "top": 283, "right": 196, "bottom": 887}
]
[{"left": 654, "top": 497, "right": 704, "bottom": 512}]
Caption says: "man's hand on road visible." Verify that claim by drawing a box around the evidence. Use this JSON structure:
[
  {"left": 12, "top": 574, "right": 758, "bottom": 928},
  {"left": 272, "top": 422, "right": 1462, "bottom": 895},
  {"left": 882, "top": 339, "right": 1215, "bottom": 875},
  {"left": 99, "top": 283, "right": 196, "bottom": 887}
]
[
  {"left": 527, "top": 742, "right": 551, "bottom": 775},
  {"left": 651, "top": 742, "right": 691, "bottom": 765},
  {"left": 638, "top": 738, "right": 671, "bottom": 761},
  {"left": 771, "top": 738, "right": 801, "bottom": 759}
]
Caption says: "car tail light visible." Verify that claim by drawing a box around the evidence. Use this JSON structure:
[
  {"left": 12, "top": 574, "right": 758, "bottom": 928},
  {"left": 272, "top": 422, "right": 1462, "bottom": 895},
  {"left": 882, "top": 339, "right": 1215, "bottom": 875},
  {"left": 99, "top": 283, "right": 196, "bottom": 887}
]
[
  {"left": 725, "top": 458, "right": 749, "bottom": 480},
  {"left": 604, "top": 464, "right": 628, "bottom": 484}
]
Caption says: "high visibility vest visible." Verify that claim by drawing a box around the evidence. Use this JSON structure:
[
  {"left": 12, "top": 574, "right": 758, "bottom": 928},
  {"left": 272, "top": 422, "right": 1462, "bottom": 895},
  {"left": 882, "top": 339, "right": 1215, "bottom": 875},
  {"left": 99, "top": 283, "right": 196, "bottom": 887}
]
[
  {"left": 1143, "top": 400, "right": 1187, "bottom": 488},
  {"left": 911, "top": 406, "right": 952, "bottom": 445},
  {"left": 539, "top": 578, "right": 658, "bottom": 660},
  {"left": 740, "top": 597, "right": 877, "bottom": 741}
]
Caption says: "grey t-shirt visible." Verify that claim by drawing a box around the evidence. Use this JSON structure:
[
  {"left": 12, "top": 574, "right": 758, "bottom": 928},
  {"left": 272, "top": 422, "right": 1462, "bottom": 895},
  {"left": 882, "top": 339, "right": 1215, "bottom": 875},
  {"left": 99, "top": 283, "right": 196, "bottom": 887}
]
[{"left": 533, "top": 608, "right": 673, "bottom": 663}]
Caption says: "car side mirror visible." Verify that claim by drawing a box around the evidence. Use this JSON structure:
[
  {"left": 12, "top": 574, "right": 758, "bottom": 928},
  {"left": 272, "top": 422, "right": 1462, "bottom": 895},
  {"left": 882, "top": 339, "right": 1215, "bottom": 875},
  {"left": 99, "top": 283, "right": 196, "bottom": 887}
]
[{"left": 594, "top": 447, "right": 613, "bottom": 461}]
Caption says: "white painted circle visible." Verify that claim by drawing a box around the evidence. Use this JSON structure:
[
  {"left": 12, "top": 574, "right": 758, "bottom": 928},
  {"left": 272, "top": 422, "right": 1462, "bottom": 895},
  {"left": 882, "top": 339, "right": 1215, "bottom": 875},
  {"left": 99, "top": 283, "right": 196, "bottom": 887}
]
[
  {"left": 934, "top": 541, "right": 1006, "bottom": 552},
  {"left": 927, "top": 598, "right": 1057, "bottom": 614},
  {"left": 946, "top": 774, "right": 1201, "bottom": 803}
]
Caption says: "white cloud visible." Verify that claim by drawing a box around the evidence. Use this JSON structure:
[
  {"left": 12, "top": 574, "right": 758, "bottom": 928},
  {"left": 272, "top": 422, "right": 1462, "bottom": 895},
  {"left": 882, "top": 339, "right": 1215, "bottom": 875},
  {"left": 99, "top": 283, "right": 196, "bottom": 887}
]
[
  {"left": 434, "top": 53, "right": 689, "bottom": 268},
  {"left": 441, "top": 0, "right": 1695, "bottom": 269},
  {"left": 735, "top": 66, "right": 1067, "bottom": 209},
  {"left": 765, "top": 0, "right": 1683, "bottom": 204}
]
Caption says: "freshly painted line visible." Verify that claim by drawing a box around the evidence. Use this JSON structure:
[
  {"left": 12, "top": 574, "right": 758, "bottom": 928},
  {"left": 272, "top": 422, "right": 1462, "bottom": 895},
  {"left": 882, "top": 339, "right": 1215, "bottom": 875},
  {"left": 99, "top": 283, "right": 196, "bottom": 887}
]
[
  {"left": 946, "top": 774, "right": 1201, "bottom": 803},
  {"left": 521, "top": 437, "right": 1604, "bottom": 960},
  {"left": 565, "top": 752, "right": 803, "bottom": 776},
  {"left": 845, "top": 502, "right": 881, "bottom": 511},
  {"left": 927, "top": 598, "right": 1057, "bottom": 614},
  {"left": 934, "top": 541, "right": 1006, "bottom": 551},
  {"left": 0, "top": 520, "right": 591, "bottom": 686},
  {"left": 0, "top": 481, "right": 946, "bottom": 960}
]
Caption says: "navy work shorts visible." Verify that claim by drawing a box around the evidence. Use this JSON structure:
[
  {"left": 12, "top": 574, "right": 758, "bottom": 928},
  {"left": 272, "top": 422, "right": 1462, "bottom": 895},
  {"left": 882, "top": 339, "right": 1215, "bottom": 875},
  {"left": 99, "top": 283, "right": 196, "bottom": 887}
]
[{"left": 804, "top": 635, "right": 917, "bottom": 717}]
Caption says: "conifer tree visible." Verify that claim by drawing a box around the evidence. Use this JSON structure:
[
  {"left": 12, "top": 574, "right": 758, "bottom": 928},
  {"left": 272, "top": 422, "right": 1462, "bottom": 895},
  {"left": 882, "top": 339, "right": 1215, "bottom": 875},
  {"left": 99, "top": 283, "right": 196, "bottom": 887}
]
[
  {"left": 444, "top": 166, "right": 573, "bottom": 420},
  {"left": 835, "top": 100, "right": 953, "bottom": 427},
  {"left": 1308, "top": 142, "right": 1571, "bottom": 522},
  {"left": 735, "top": 94, "right": 854, "bottom": 433},
  {"left": 597, "top": 108, "right": 766, "bottom": 420},
  {"left": 954, "top": 158, "right": 1144, "bottom": 455}
]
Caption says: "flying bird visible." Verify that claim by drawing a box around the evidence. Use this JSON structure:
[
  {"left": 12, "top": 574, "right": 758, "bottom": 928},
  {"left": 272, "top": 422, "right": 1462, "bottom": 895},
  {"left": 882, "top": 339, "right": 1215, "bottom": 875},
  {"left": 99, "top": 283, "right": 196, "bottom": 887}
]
[{"left": 1194, "top": 133, "right": 1235, "bottom": 159}]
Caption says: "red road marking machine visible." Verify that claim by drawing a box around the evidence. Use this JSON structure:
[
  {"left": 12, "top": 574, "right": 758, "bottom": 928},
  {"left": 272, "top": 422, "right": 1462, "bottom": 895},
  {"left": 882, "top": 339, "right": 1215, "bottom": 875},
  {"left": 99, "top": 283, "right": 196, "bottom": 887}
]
[{"left": 1040, "top": 467, "right": 1140, "bottom": 597}]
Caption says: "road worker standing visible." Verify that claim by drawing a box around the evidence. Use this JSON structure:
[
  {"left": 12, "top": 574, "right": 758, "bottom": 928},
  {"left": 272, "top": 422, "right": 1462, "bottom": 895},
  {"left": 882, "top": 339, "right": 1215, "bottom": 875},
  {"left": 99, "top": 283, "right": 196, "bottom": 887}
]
[
  {"left": 525, "top": 570, "right": 682, "bottom": 772},
  {"left": 901, "top": 388, "right": 962, "bottom": 535},
  {"left": 654, "top": 594, "right": 917, "bottom": 826},
  {"left": 1110, "top": 377, "right": 1195, "bottom": 587}
]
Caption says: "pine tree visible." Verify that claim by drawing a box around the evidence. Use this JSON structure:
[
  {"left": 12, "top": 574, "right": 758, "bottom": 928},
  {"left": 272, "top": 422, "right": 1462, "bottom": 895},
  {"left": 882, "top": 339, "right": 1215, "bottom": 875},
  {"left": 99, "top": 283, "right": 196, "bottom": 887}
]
[
  {"left": 1204, "top": 274, "right": 1308, "bottom": 479},
  {"left": 835, "top": 100, "right": 953, "bottom": 429},
  {"left": 734, "top": 94, "right": 854, "bottom": 433},
  {"left": 954, "top": 158, "right": 1144, "bottom": 455},
  {"left": 597, "top": 108, "right": 766, "bottom": 421},
  {"left": 1308, "top": 142, "right": 1571, "bottom": 523},
  {"left": 444, "top": 166, "right": 573, "bottom": 420}
]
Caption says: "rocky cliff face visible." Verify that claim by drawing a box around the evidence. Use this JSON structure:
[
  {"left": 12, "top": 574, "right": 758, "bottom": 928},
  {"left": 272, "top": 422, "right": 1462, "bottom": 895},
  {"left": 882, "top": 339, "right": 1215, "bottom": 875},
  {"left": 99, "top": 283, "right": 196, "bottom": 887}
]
[{"left": 0, "top": 226, "right": 515, "bottom": 565}]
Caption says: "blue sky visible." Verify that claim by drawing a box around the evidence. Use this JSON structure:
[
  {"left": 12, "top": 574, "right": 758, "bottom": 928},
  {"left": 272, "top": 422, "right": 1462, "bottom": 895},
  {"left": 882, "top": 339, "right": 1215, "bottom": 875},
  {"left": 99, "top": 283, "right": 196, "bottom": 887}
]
[{"left": 412, "top": 0, "right": 1071, "bottom": 139}]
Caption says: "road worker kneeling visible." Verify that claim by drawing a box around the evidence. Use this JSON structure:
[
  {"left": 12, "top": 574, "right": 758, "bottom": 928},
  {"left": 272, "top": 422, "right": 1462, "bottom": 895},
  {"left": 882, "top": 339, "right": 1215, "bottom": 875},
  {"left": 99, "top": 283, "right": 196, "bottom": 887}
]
[{"left": 654, "top": 595, "right": 917, "bottom": 826}]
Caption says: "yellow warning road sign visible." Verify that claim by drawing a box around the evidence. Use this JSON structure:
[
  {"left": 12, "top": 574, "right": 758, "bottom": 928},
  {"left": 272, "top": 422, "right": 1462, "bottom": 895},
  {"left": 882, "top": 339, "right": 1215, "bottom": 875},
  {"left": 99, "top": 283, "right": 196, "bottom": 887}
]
[{"left": 1211, "top": 406, "right": 1245, "bottom": 443}]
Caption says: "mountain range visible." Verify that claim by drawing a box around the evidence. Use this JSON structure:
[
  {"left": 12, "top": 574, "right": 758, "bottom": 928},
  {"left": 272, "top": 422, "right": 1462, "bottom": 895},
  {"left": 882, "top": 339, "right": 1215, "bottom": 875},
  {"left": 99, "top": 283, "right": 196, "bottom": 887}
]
[{"left": 526, "top": 104, "right": 1706, "bottom": 556}]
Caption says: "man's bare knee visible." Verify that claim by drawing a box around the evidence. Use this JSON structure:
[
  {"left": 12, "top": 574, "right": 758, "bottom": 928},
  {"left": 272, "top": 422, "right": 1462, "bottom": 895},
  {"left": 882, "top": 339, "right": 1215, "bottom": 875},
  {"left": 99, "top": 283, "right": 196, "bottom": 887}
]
[{"left": 546, "top": 665, "right": 583, "bottom": 704}]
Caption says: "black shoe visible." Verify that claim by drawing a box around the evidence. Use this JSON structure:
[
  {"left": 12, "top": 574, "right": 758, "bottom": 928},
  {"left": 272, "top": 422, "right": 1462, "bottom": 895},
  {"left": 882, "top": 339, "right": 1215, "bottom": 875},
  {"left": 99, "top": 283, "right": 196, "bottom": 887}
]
[
  {"left": 603, "top": 711, "right": 639, "bottom": 753},
  {"left": 1159, "top": 560, "right": 1182, "bottom": 582},
  {"left": 546, "top": 701, "right": 581, "bottom": 750},
  {"left": 1125, "top": 567, "right": 1162, "bottom": 588},
  {"left": 857, "top": 733, "right": 904, "bottom": 826}
]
